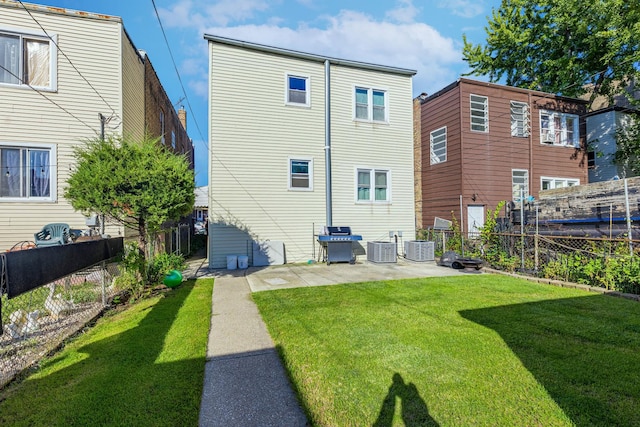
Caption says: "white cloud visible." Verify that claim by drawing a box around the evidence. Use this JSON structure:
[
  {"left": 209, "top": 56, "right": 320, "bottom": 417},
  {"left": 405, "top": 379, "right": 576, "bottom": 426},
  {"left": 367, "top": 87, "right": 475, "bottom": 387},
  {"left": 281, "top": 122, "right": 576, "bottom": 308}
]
[
  {"left": 439, "top": 0, "right": 485, "bottom": 18},
  {"left": 386, "top": 0, "right": 420, "bottom": 24},
  {"left": 205, "top": 9, "right": 462, "bottom": 95},
  {"left": 158, "top": 0, "right": 271, "bottom": 28},
  {"left": 162, "top": 1, "right": 464, "bottom": 98}
]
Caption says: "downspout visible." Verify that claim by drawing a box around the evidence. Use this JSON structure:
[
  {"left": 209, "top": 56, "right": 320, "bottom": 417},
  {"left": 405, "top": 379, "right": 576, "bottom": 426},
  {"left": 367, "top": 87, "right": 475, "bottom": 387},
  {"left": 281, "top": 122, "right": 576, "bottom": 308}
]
[{"left": 325, "top": 59, "right": 333, "bottom": 226}]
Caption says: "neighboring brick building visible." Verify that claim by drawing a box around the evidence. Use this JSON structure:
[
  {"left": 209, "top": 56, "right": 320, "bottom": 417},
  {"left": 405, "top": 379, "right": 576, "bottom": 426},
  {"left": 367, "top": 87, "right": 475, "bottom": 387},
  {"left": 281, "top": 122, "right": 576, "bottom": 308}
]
[
  {"left": 140, "top": 51, "right": 193, "bottom": 167},
  {"left": 417, "top": 78, "right": 588, "bottom": 235}
]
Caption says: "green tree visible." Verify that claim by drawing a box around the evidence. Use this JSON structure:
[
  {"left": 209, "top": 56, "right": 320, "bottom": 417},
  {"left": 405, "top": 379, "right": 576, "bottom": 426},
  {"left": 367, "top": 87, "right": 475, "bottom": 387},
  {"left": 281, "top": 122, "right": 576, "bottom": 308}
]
[
  {"left": 462, "top": 0, "right": 640, "bottom": 108},
  {"left": 614, "top": 113, "right": 640, "bottom": 177},
  {"left": 64, "top": 135, "right": 195, "bottom": 264}
]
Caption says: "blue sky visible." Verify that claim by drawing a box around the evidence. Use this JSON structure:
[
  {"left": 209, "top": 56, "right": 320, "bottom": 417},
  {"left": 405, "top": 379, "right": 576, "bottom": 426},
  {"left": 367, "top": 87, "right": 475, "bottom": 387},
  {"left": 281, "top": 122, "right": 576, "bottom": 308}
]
[{"left": 31, "top": 0, "right": 501, "bottom": 186}]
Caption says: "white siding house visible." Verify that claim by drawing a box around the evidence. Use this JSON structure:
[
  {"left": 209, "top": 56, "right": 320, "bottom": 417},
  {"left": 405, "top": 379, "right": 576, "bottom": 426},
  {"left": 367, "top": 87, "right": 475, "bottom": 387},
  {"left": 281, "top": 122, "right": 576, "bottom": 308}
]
[
  {"left": 205, "top": 35, "right": 416, "bottom": 268},
  {"left": 586, "top": 107, "right": 637, "bottom": 182},
  {"left": 0, "top": 1, "right": 184, "bottom": 251}
]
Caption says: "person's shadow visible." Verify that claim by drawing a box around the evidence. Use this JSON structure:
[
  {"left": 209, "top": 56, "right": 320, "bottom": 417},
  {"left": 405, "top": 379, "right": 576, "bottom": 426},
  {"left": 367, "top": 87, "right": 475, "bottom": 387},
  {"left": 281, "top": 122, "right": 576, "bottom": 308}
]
[{"left": 373, "top": 373, "right": 439, "bottom": 427}]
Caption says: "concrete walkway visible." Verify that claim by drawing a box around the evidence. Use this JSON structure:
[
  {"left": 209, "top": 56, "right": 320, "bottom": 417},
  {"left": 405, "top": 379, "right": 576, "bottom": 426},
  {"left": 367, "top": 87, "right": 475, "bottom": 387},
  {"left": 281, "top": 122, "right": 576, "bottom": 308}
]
[{"left": 186, "top": 257, "right": 471, "bottom": 426}]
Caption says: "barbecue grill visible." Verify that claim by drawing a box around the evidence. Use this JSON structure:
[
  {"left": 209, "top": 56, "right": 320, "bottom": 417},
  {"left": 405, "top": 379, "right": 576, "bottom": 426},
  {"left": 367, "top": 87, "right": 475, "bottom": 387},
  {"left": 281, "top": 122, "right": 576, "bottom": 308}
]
[{"left": 317, "top": 226, "right": 362, "bottom": 264}]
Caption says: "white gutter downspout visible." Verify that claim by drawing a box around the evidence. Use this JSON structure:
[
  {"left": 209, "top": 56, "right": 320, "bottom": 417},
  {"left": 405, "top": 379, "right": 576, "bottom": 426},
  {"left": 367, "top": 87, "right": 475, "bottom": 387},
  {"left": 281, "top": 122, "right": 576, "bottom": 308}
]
[{"left": 325, "top": 59, "right": 333, "bottom": 226}]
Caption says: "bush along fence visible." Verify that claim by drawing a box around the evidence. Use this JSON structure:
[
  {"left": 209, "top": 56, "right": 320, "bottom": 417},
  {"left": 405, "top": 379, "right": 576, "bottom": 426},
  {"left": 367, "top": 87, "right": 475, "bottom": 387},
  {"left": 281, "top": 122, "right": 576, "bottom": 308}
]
[
  {"left": 419, "top": 227, "right": 640, "bottom": 295},
  {"left": 0, "top": 238, "right": 123, "bottom": 389}
]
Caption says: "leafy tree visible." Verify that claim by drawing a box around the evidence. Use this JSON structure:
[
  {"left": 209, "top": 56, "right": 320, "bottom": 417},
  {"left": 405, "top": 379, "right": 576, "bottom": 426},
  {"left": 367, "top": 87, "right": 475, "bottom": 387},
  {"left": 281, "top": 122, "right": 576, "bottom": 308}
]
[
  {"left": 462, "top": 0, "right": 640, "bottom": 108},
  {"left": 614, "top": 113, "right": 640, "bottom": 176},
  {"left": 65, "top": 135, "right": 195, "bottom": 265}
]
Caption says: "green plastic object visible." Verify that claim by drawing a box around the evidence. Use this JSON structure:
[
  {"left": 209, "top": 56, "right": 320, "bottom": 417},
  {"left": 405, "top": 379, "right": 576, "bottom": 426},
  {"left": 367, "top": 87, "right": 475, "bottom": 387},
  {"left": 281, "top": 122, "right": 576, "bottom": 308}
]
[{"left": 163, "top": 270, "right": 183, "bottom": 288}]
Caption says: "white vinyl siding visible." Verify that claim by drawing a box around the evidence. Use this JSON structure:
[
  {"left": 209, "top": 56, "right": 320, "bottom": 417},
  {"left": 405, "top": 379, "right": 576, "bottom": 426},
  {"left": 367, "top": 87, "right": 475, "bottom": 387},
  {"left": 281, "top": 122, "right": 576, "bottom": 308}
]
[
  {"left": 0, "top": 6, "right": 126, "bottom": 251},
  {"left": 121, "top": 29, "right": 144, "bottom": 141},
  {"left": 208, "top": 41, "right": 415, "bottom": 267},
  {"left": 541, "top": 177, "right": 579, "bottom": 190},
  {"left": 510, "top": 101, "right": 529, "bottom": 137},
  {"left": 470, "top": 94, "right": 488, "bottom": 132},
  {"left": 430, "top": 126, "right": 447, "bottom": 165},
  {"left": 540, "top": 110, "right": 580, "bottom": 147}
]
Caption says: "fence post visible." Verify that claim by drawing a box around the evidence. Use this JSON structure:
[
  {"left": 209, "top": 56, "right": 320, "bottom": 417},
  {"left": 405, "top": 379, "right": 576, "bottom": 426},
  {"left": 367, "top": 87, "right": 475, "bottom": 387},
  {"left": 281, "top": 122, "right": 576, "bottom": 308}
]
[
  {"left": 535, "top": 206, "right": 539, "bottom": 271},
  {"left": 101, "top": 261, "right": 107, "bottom": 306}
]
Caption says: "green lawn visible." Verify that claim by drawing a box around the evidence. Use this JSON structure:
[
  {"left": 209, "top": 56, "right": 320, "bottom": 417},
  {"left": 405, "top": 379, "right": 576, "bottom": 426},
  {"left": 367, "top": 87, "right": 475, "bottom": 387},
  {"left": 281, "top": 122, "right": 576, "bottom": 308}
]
[
  {"left": 0, "top": 278, "right": 213, "bottom": 427},
  {"left": 253, "top": 274, "right": 640, "bottom": 426}
]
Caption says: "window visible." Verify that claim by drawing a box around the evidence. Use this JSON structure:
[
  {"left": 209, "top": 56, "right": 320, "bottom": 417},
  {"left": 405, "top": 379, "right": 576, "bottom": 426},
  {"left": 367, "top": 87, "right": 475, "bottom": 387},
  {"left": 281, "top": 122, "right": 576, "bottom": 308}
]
[
  {"left": 171, "top": 131, "right": 176, "bottom": 149},
  {"left": 354, "top": 87, "right": 387, "bottom": 122},
  {"left": 286, "top": 74, "right": 309, "bottom": 106},
  {"left": 160, "top": 110, "right": 165, "bottom": 145},
  {"left": 587, "top": 150, "right": 596, "bottom": 169},
  {"left": 289, "top": 158, "right": 312, "bottom": 190},
  {"left": 0, "top": 143, "right": 55, "bottom": 200},
  {"left": 540, "top": 110, "right": 580, "bottom": 147},
  {"left": 512, "top": 169, "right": 529, "bottom": 200},
  {"left": 541, "top": 177, "right": 579, "bottom": 190},
  {"left": 470, "top": 94, "right": 488, "bottom": 132},
  {"left": 0, "top": 30, "right": 55, "bottom": 89},
  {"left": 357, "top": 168, "right": 389, "bottom": 202},
  {"left": 430, "top": 126, "right": 447, "bottom": 165},
  {"left": 510, "top": 101, "right": 529, "bottom": 137}
]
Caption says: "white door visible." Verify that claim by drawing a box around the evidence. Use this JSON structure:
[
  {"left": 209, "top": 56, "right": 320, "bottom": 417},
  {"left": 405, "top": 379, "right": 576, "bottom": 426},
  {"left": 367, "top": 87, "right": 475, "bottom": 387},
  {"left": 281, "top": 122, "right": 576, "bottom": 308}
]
[{"left": 467, "top": 205, "right": 485, "bottom": 238}]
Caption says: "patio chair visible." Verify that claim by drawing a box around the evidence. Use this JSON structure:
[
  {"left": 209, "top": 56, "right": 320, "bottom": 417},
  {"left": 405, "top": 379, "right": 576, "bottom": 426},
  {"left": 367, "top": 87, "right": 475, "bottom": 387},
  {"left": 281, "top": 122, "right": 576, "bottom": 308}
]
[{"left": 34, "top": 223, "right": 71, "bottom": 247}]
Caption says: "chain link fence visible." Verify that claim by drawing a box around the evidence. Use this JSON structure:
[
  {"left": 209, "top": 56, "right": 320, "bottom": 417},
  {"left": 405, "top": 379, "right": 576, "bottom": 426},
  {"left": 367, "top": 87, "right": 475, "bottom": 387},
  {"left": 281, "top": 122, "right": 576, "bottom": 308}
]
[{"left": 1, "top": 262, "right": 121, "bottom": 389}]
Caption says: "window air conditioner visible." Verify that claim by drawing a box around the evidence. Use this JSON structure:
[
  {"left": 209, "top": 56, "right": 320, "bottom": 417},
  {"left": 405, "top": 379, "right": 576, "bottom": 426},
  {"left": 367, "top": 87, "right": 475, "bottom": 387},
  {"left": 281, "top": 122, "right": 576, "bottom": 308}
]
[{"left": 541, "top": 132, "right": 555, "bottom": 144}]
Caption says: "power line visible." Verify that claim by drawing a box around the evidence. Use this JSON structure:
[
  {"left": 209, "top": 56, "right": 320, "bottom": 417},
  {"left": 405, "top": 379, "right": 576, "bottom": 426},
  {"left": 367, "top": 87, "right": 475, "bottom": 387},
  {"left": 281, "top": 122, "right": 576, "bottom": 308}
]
[
  {"left": 17, "top": 0, "right": 120, "bottom": 122},
  {"left": 0, "top": 63, "right": 98, "bottom": 133},
  {"left": 150, "top": 0, "right": 208, "bottom": 154}
]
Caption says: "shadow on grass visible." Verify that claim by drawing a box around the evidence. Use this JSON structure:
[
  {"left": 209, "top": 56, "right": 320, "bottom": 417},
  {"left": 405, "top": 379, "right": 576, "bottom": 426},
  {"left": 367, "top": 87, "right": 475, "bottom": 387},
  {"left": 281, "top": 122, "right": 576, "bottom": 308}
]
[
  {"left": 373, "top": 373, "right": 439, "bottom": 427},
  {"left": 0, "top": 280, "right": 210, "bottom": 427},
  {"left": 460, "top": 294, "right": 640, "bottom": 426}
]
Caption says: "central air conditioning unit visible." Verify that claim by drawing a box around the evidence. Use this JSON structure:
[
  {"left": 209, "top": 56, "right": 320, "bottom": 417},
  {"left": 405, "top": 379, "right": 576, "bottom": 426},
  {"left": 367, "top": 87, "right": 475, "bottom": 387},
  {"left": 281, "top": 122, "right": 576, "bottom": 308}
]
[
  {"left": 404, "top": 240, "right": 435, "bottom": 262},
  {"left": 367, "top": 241, "right": 397, "bottom": 263}
]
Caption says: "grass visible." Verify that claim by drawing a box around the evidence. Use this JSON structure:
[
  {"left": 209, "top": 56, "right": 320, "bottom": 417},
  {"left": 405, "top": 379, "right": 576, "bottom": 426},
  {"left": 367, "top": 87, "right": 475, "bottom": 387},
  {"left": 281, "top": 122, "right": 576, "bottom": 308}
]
[
  {"left": 253, "top": 274, "right": 640, "bottom": 426},
  {"left": 0, "top": 278, "right": 213, "bottom": 427}
]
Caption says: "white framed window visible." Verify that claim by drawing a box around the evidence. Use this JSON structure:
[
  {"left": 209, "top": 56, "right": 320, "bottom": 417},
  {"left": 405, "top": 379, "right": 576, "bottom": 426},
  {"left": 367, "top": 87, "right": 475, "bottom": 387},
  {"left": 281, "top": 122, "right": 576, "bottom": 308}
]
[
  {"left": 289, "top": 158, "right": 313, "bottom": 190},
  {"left": 354, "top": 86, "right": 387, "bottom": 123},
  {"left": 512, "top": 169, "right": 529, "bottom": 200},
  {"left": 160, "top": 110, "right": 165, "bottom": 145},
  {"left": 0, "top": 29, "right": 57, "bottom": 90},
  {"left": 541, "top": 177, "right": 579, "bottom": 190},
  {"left": 540, "top": 110, "right": 580, "bottom": 147},
  {"left": 286, "top": 74, "right": 310, "bottom": 106},
  {"left": 356, "top": 168, "right": 390, "bottom": 202},
  {"left": 0, "top": 142, "right": 56, "bottom": 201},
  {"left": 470, "top": 94, "right": 488, "bottom": 132},
  {"left": 510, "top": 101, "right": 529, "bottom": 137},
  {"left": 430, "top": 126, "right": 447, "bottom": 165}
]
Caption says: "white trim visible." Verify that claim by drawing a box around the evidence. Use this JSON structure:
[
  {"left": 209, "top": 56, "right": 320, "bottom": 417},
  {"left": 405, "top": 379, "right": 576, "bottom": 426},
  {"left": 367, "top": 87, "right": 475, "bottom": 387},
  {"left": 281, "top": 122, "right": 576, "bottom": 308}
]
[
  {"left": 430, "top": 126, "right": 447, "bottom": 165},
  {"left": 284, "top": 73, "right": 311, "bottom": 108},
  {"left": 470, "top": 94, "right": 488, "bottom": 133},
  {"left": 510, "top": 100, "right": 529, "bottom": 137},
  {"left": 539, "top": 110, "right": 580, "bottom": 147},
  {"left": 353, "top": 85, "right": 389, "bottom": 124},
  {"left": 511, "top": 168, "right": 529, "bottom": 200},
  {"left": 288, "top": 156, "right": 313, "bottom": 191},
  {"left": 354, "top": 166, "right": 391, "bottom": 204},
  {"left": 540, "top": 176, "right": 580, "bottom": 190},
  {"left": 0, "top": 26, "right": 58, "bottom": 91},
  {"left": 0, "top": 141, "right": 57, "bottom": 202}
]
